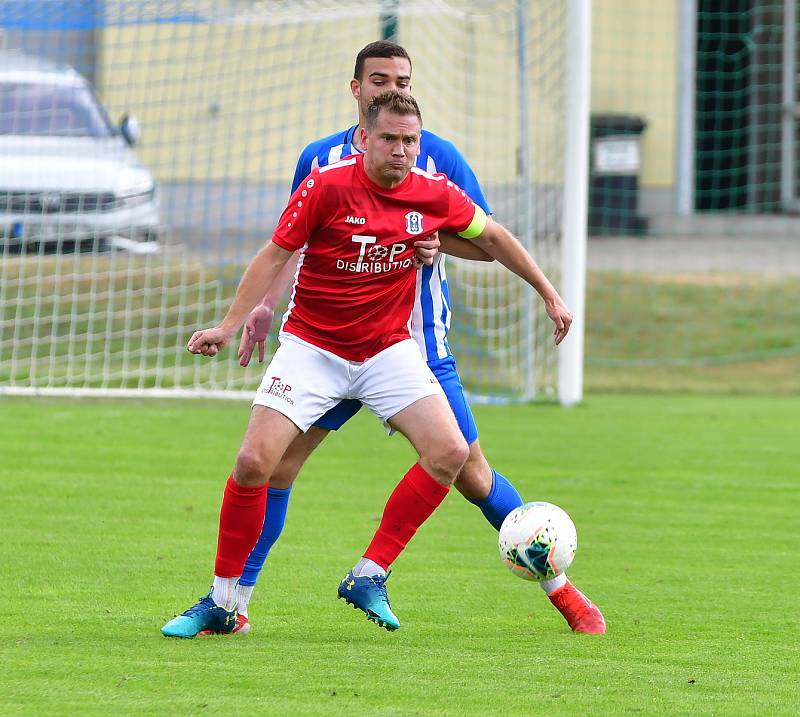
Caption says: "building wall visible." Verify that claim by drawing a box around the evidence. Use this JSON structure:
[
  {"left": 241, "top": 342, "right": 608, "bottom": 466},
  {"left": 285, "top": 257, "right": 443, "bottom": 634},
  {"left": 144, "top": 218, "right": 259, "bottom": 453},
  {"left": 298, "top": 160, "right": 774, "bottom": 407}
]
[
  {"left": 97, "top": 4, "right": 569, "bottom": 190},
  {"left": 99, "top": 18, "right": 374, "bottom": 183},
  {"left": 2, "top": 0, "right": 682, "bottom": 194},
  {"left": 92, "top": 2, "right": 678, "bottom": 205},
  {"left": 591, "top": 0, "right": 678, "bottom": 189}
]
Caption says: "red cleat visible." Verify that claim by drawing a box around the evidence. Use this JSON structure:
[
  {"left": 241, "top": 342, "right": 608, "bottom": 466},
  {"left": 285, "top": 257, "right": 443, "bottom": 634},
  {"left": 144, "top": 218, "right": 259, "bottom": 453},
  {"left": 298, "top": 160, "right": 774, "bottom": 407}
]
[
  {"left": 548, "top": 580, "right": 606, "bottom": 634},
  {"left": 197, "top": 612, "right": 251, "bottom": 637}
]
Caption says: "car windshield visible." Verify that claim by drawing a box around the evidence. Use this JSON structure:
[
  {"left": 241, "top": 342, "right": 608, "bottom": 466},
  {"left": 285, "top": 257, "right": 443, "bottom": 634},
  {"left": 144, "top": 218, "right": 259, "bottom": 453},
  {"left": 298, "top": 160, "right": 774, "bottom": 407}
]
[{"left": 0, "top": 80, "right": 114, "bottom": 137}]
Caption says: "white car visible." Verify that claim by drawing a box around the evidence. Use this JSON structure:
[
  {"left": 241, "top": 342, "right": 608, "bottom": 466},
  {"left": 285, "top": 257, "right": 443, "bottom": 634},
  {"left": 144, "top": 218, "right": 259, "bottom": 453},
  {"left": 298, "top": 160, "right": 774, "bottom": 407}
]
[{"left": 0, "top": 51, "right": 160, "bottom": 254}]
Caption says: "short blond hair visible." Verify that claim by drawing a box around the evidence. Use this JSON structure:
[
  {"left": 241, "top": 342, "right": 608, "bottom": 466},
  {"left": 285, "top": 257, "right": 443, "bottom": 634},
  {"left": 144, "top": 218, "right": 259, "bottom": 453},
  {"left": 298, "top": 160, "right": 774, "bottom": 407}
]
[{"left": 365, "top": 91, "right": 422, "bottom": 129}]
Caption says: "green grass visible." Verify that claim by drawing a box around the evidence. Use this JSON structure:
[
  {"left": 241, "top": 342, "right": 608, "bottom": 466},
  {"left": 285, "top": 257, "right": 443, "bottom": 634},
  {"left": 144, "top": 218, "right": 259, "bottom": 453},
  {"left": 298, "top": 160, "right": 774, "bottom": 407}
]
[
  {"left": 584, "top": 271, "right": 800, "bottom": 393},
  {"left": 1, "top": 395, "right": 798, "bottom": 715}
]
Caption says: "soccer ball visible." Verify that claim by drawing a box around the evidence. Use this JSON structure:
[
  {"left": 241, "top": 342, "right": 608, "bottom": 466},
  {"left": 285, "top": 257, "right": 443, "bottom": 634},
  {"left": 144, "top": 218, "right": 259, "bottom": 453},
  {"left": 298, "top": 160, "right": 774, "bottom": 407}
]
[{"left": 498, "top": 501, "right": 577, "bottom": 581}]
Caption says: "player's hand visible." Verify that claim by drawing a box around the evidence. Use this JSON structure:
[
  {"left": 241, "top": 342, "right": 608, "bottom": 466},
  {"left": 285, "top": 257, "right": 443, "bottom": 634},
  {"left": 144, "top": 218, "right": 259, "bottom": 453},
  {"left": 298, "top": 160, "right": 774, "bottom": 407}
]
[
  {"left": 187, "top": 325, "right": 234, "bottom": 357},
  {"left": 413, "top": 231, "right": 440, "bottom": 268},
  {"left": 238, "top": 304, "right": 275, "bottom": 367},
  {"left": 545, "top": 297, "right": 573, "bottom": 346}
]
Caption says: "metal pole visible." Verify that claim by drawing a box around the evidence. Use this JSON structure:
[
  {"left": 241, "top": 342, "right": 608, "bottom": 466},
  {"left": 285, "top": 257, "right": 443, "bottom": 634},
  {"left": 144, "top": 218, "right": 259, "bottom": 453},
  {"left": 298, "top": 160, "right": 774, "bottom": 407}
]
[
  {"left": 781, "top": 0, "right": 797, "bottom": 210},
  {"left": 516, "top": 0, "right": 537, "bottom": 401},
  {"left": 558, "top": 0, "right": 591, "bottom": 406},
  {"left": 675, "top": 0, "right": 697, "bottom": 215},
  {"left": 380, "top": 0, "right": 399, "bottom": 41}
]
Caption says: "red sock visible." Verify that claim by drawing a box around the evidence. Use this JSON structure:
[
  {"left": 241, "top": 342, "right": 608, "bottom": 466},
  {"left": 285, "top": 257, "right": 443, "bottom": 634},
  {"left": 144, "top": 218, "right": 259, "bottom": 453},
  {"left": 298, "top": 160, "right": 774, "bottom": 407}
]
[
  {"left": 364, "top": 463, "right": 450, "bottom": 570},
  {"left": 214, "top": 475, "right": 268, "bottom": 578}
]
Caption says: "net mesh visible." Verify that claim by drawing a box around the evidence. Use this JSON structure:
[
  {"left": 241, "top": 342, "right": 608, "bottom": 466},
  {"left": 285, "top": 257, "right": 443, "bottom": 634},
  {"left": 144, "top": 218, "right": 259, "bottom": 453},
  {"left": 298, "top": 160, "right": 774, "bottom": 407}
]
[
  {"left": 0, "top": 0, "right": 568, "bottom": 400},
  {"left": 8, "top": 1, "right": 794, "bottom": 400}
]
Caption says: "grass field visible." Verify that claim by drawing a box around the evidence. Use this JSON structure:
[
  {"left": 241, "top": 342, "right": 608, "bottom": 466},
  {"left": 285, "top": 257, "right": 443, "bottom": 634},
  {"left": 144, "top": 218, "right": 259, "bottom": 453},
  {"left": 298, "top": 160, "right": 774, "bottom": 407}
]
[
  {"left": 1, "top": 395, "right": 798, "bottom": 715},
  {"left": 584, "top": 271, "right": 800, "bottom": 394}
]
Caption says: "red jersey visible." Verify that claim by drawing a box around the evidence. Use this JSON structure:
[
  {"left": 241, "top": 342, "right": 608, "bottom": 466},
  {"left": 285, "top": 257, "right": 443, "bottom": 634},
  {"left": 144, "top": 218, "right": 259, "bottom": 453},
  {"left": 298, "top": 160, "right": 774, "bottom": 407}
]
[{"left": 271, "top": 153, "right": 479, "bottom": 361}]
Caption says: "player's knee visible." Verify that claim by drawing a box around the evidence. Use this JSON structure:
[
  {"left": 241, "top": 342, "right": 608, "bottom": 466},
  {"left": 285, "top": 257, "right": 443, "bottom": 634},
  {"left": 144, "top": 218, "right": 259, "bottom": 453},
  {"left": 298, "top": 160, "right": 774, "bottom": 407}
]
[
  {"left": 426, "top": 437, "right": 469, "bottom": 482},
  {"left": 452, "top": 440, "right": 471, "bottom": 472},
  {"left": 233, "top": 447, "right": 271, "bottom": 487}
]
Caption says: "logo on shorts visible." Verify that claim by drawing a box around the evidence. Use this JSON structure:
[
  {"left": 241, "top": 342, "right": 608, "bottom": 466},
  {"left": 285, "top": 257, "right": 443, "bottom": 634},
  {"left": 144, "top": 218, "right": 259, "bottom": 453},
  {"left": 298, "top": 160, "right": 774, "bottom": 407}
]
[
  {"left": 405, "top": 211, "right": 424, "bottom": 235},
  {"left": 263, "top": 376, "right": 294, "bottom": 405}
]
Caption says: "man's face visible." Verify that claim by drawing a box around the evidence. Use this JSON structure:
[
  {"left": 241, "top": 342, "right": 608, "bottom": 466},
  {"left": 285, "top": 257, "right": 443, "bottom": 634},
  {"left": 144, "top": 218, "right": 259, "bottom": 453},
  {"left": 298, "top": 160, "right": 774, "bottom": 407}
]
[
  {"left": 351, "top": 56, "right": 412, "bottom": 117},
  {"left": 362, "top": 110, "right": 421, "bottom": 187}
]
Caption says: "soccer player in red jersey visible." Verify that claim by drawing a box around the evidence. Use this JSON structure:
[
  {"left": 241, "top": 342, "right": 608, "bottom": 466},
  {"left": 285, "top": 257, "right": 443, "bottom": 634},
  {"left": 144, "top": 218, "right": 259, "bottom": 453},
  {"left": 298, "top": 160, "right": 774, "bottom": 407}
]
[
  {"left": 162, "top": 92, "right": 573, "bottom": 637},
  {"left": 231, "top": 41, "right": 605, "bottom": 636}
]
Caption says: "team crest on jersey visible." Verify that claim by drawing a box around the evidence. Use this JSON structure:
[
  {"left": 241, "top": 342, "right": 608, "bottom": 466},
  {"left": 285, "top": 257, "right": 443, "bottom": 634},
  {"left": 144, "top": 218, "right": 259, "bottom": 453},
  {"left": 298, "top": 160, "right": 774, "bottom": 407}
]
[{"left": 405, "top": 211, "right": 424, "bottom": 235}]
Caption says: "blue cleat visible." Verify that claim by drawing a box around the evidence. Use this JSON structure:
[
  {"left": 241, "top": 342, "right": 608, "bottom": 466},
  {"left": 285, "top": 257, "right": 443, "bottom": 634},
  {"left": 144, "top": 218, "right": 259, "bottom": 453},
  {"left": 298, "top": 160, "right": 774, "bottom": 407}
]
[
  {"left": 337, "top": 570, "right": 400, "bottom": 631},
  {"left": 161, "top": 592, "right": 238, "bottom": 639}
]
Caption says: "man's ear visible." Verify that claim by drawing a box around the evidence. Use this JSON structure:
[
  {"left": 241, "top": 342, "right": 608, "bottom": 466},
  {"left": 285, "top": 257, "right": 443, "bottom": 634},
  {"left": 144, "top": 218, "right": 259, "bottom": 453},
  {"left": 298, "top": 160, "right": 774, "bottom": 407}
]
[{"left": 350, "top": 78, "right": 360, "bottom": 101}]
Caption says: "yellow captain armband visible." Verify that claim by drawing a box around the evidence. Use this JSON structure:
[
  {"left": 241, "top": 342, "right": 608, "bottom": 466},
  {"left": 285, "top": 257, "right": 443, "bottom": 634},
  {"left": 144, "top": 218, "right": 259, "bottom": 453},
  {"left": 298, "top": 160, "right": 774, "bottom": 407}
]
[{"left": 457, "top": 205, "right": 488, "bottom": 239}]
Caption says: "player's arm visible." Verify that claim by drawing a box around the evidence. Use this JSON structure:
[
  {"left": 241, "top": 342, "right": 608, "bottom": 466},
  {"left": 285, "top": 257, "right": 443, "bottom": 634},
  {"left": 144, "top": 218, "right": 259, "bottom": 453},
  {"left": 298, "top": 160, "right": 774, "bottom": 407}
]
[
  {"left": 467, "top": 213, "right": 573, "bottom": 345},
  {"left": 410, "top": 232, "right": 484, "bottom": 267},
  {"left": 188, "top": 241, "right": 294, "bottom": 357},
  {"left": 238, "top": 147, "right": 317, "bottom": 365},
  {"left": 426, "top": 139, "right": 492, "bottom": 262},
  {"left": 438, "top": 230, "right": 493, "bottom": 262},
  {"left": 237, "top": 253, "right": 299, "bottom": 366}
]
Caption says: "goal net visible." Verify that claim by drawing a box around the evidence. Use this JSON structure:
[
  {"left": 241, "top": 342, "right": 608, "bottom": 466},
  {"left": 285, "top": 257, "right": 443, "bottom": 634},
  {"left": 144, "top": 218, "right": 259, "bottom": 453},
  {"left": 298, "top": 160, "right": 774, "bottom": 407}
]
[{"left": 0, "top": 0, "right": 573, "bottom": 401}]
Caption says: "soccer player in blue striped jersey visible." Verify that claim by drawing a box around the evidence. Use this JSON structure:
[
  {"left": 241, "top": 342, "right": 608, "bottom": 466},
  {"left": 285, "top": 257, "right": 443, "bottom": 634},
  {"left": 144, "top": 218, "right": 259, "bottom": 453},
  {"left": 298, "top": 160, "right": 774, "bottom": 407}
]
[{"left": 224, "top": 41, "right": 605, "bottom": 635}]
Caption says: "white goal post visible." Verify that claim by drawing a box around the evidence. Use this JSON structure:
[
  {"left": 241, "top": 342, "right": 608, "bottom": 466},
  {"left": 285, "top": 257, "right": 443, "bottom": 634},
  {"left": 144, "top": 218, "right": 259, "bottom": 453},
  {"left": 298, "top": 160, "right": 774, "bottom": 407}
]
[{"left": 0, "top": 0, "right": 589, "bottom": 404}]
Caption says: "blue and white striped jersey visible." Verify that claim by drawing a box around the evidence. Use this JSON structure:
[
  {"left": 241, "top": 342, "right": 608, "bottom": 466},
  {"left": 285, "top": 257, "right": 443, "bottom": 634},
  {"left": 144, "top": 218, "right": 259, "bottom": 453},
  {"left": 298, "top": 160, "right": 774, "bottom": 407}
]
[{"left": 290, "top": 125, "right": 491, "bottom": 363}]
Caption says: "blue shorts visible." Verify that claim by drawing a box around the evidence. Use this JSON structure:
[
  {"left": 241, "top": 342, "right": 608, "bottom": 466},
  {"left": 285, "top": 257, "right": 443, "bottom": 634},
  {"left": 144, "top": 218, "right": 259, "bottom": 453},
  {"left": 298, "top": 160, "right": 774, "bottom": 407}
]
[{"left": 313, "top": 355, "right": 479, "bottom": 444}]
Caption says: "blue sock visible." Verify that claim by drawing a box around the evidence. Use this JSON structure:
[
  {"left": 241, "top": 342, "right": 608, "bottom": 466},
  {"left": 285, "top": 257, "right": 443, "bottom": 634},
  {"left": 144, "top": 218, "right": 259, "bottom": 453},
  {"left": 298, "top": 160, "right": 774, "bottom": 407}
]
[
  {"left": 472, "top": 470, "right": 524, "bottom": 531},
  {"left": 239, "top": 485, "right": 292, "bottom": 586}
]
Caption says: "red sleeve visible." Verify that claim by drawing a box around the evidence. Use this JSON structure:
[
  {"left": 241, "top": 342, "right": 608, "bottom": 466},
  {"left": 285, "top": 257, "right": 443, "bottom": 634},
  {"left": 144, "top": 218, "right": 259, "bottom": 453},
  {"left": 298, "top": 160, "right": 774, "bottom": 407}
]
[
  {"left": 271, "top": 169, "right": 324, "bottom": 251},
  {"left": 440, "top": 176, "right": 479, "bottom": 234}
]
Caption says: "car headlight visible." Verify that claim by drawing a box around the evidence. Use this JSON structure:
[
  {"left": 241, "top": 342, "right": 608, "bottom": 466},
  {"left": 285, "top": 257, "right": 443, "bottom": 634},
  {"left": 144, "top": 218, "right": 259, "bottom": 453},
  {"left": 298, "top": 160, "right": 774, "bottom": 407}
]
[{"left": 117, "top": 187, "right": 155, "bottom": 209}]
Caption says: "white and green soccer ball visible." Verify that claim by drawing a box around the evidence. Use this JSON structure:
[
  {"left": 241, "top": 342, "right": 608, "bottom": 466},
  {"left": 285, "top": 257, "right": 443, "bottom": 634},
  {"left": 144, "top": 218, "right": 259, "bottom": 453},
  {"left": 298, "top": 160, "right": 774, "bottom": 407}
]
[{"left": 498, "top": 501, "right": 577, "bottom": 581}]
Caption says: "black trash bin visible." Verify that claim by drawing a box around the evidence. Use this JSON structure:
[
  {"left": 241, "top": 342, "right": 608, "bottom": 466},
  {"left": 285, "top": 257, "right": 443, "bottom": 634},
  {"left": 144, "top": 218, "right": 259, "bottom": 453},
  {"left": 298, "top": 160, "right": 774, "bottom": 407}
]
[{"left": 588, "top": 115, "right": 648, "bottom": 236}]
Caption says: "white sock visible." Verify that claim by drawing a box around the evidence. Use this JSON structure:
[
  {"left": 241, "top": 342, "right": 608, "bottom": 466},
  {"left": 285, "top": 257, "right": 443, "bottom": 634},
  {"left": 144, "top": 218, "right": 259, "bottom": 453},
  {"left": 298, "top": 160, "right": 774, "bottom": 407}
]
[
  {"left": 236, "top": 584, "right": 255, "bottom": 617},
  {"left": 211, "top": 576, "right": 239, "bottom": 611},
  {"left": 352, "top": 557, "right": 386, "bottom": 578},
  {"left": 539, "top": 573, "right": 568, "bottom": 595}
]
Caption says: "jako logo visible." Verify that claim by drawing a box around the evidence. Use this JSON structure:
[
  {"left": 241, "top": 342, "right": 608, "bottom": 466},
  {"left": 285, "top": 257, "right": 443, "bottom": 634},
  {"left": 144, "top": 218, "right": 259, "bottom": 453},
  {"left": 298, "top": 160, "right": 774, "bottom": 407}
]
[{"left": 345, "top": 215, "right": 366, "bottom": 224}]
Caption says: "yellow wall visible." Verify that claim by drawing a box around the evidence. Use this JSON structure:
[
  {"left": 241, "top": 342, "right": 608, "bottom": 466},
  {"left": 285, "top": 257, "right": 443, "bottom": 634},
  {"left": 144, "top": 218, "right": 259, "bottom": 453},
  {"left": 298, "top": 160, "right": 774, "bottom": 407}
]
[
  {"left": 97, "top": 2, "right": 677, "bottom": 190},
  {"left": 99, "top": 19, "right": 376, "bottom": 182},
  {"left": 96, "top": 2, "right": 568, "bottom": 187},
  {"left": 402, "top": 7, "right": 522, "bottom": 185},
  {"left": 592, "top": 0, "right": 678, "bottom": 187}
]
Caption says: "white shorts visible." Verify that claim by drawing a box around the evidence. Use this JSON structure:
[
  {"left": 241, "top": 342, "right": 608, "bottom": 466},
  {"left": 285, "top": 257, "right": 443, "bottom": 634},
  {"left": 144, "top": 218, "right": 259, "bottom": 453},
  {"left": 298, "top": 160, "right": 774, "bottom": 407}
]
[{"left": 252, "top": 334, "right": 444, "bottom": 432}]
